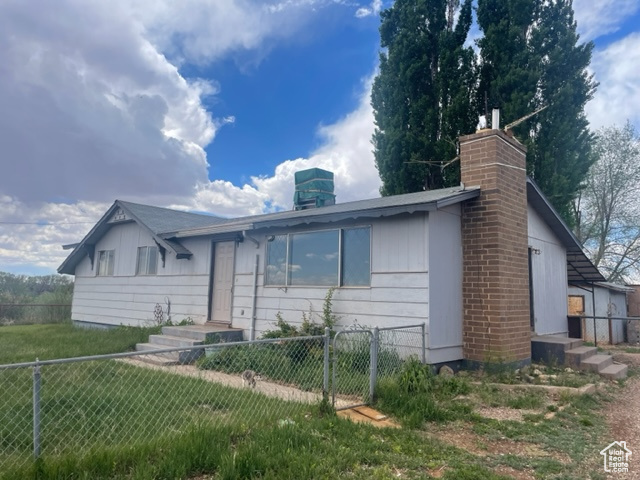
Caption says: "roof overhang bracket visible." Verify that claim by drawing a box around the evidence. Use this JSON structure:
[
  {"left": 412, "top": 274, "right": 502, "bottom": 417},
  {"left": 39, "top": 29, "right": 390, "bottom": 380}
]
[
  {"left": 153, "top": 240, "right": 167, "bottom": 268},
  {"left": 84, "top": 244, "right": 95, "bottom": 270}
]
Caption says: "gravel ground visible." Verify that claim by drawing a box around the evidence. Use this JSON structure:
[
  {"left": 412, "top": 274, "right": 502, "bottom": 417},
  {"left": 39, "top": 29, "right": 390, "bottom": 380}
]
[{"left": 603, "top": 353, "right": 640, "bottom": 479}]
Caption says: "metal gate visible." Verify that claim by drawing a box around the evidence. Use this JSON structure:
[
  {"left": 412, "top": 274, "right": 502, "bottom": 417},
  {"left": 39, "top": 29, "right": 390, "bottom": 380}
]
[
  {"left": 331, "top": 323, "right": 426, "bottom": 410},
  {"left": 332, "top": 329, "right": 373, "bottom": 410}
]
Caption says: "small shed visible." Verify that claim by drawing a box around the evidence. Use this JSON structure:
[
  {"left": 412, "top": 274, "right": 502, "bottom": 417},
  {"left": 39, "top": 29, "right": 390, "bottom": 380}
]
[{"left": 567, "top": 282, "right": 632, "bottom": 345}]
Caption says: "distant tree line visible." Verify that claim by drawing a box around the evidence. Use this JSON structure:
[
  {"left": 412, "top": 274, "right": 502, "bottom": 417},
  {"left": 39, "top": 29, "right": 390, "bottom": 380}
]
[{"left": 0, "top": 272, "right": 73, "bottom": 324}]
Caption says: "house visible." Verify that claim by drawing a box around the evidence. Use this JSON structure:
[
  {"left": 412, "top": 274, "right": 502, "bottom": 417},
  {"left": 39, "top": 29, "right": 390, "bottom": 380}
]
[
  {"left": 58, "top": 128, "right": 604, "bottom": 368},
  {"left": 568, "top": 282, "right": 632, "bottom": 344}
]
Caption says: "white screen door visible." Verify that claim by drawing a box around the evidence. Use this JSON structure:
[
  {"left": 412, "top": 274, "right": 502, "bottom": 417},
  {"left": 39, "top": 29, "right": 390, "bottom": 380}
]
[{"left": 211, "top": 242, "right": 235, "bottom": 323}]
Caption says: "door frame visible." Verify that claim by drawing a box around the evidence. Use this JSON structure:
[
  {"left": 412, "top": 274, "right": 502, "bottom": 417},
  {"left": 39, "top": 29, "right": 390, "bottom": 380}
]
[{"left": 207, "top": 240, "right": 236, "bottom": 323}]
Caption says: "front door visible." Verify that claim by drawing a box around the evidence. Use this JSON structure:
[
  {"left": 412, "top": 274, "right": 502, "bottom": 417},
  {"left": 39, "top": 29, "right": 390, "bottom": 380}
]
[{"left": 210, "top": 242, "right": 235, "bottom": 323}]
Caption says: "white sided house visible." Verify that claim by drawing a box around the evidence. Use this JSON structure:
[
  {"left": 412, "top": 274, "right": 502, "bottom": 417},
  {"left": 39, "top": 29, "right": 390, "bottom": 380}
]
[{"left": 59, "top": 129, "right": 604, "bottom": 367}]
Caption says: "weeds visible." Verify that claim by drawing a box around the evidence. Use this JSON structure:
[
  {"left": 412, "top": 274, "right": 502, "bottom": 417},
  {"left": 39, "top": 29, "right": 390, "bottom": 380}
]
[{"left": 375, "top": 357, "right": 471, "bottom": 427}]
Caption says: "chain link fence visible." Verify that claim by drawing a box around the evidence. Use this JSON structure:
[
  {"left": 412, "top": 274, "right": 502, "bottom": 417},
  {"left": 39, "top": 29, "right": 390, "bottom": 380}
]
[
  {"left": 578, "top": 316, "right": 637, "bottom": 346},
  {"left": 0, "top": 323, "right": 425, "bottom": 477},
  {"left": 332, "top": 323, "right": 426, "bottom": 409}
]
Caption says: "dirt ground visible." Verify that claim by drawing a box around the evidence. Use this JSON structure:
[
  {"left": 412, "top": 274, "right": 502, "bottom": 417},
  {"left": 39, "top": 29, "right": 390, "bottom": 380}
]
[{"left": 603, "top": 353, "right": 640, "bottom": 480}]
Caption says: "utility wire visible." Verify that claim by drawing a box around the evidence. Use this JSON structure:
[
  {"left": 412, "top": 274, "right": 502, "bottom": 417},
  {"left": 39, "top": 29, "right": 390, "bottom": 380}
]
[{"left": 0, "top": 221, "right": 95, "bottom": 225}]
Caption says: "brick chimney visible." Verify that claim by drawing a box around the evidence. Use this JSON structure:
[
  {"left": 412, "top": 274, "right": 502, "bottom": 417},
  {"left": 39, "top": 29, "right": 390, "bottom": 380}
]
[{"left": 459, "top": 129, "right": 531, "bottom": 366}]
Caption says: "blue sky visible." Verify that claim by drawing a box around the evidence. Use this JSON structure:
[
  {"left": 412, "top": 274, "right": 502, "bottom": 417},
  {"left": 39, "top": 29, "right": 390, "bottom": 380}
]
[{"left": 0, "top": 0, "right": 639, "bottom": 275}]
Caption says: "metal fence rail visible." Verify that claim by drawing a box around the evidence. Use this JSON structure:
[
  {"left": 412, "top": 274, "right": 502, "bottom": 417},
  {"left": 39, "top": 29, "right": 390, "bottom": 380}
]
[
  {"left": 571, "top": 315, "right": 640, "bottom": 346},
  {"left": 0, "top": 322, "right": 426, "bottom": 477}
]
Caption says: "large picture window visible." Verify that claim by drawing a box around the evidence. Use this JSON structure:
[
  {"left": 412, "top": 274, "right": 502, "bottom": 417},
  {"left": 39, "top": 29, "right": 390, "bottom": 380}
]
[
  {"left": 136, "top": 246, "right": 158, "bottom": 275},
  {"left": 97, "top": 250, "right": 115, "bottom": 276},
  {"left": 265, "top": 227, "right": 370, "bottom": 287}
]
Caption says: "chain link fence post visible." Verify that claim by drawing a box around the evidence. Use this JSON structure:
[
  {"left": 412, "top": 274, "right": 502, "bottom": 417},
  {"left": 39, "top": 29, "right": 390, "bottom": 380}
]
[
  {"left": 369, "top": 327, "right": 379, "bottom": 403},
  {"left": 421, "top": 323, "right": 426, "bottom": 364},
  {"left": 323, "top": 327, "right": 330, "bottom": 401},
  {"left": 32, "top": 358, "right": 41, "bottom": 460}
]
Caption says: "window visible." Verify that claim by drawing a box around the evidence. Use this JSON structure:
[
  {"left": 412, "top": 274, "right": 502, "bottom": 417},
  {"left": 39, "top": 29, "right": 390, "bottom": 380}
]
[
  {"left": 265, "top": 227, "right": 371, "bottom": 287},
  {"left": 289, "top": 230, "right": 339, "bottom": 286},
  {"left": 136, "top": 246, "right": 158, "bottom": 275},
  {"left": 342, "top": 227, "right": 371, "bottom": 286},
  {"left": 97, "top": 250, "right": 114, "bottom": 276}
]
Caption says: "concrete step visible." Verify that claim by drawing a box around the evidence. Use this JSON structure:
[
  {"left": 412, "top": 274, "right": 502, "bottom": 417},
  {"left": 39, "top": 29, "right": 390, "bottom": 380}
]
[
  {"left": 135, "top": 343, "right": 202, "bottom": 364},
  {"left": 565, "top": 346, "right": 598, "bottom": 367},
  {"left": 161, "top": 325, "right": 244, "bottom": 343},
  {"left": 531, "top": 335, "right": 583, "bottom": 364},
  {"left": 600, "top": 363, "right": 628, "bottom": 380},
  {"left": 148, "top": 334, "right": 204, "bottom": 348},
  {"left": 580, "top": 354, "right": 613, "bottom": 373}
]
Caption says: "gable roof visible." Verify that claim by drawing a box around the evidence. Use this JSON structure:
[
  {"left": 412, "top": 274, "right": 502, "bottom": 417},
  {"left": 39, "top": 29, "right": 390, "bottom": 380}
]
[
  {"left": 526, "top": 179, "right": 605, "bottom": 284},
  {"left": 57, "top": 200, "right": 225, "bottom": 275},
  {"left": 118, "top": 201, "right": 226, "bottom": 234}
]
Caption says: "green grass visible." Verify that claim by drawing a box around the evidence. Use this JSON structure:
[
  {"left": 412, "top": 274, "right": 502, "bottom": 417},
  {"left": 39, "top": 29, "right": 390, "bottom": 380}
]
[
  {"left": 0, "top": 324, "right": 617, "bottom": 479},
  {"left": 4, "top": 411, "right": 517, "bottom": 480},
  {"left": 0, "top": 323, "right": 159, "bottom": 364}
]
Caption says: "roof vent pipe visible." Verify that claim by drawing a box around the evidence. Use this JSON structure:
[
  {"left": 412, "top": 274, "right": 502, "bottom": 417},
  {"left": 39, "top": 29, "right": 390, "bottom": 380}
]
[{"left": 492, "top": 108, "right": 500, "bottom": 130}]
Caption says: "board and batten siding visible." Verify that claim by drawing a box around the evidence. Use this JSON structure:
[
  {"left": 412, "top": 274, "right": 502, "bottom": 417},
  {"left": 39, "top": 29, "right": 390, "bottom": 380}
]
[
  {"left": 231, "top": 214, "right": 430, "bottom": 341},
  {"left": 426, "top": 205, "right": 464, "bottom": 364},
  {"left": 527, "top": 204, "right": 569, "bottom": 335},
  {"left": 72, "top": 222, "right": 212, "bottom": 327}
]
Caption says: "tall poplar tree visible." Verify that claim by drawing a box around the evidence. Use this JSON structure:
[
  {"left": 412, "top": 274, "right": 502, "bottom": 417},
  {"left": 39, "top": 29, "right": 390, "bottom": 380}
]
[
  {"left": 372, "top": 0, "right": 477, "bottom": 195},
  {"left": 477, "top": 0, "right": 596, "bottom": 224}
]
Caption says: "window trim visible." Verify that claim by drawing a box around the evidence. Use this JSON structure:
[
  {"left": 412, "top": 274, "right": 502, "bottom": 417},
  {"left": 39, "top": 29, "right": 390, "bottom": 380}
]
[
  {"left": 264, "top": 225, "right": 371, "bottom": 288},
  {"left": 136, "top": 246, "right": 158, "bottom": 276},
  {"left": 97, "top": 249, "right": 115, "bottom": 276}
]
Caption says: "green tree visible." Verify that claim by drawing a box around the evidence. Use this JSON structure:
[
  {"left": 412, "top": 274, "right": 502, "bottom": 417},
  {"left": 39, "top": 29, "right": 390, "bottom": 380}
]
[
  {"left": 477, "top": 0, "right": 597, "bottom": 224},
  {"left": 574, "top": 123, "right": 640, "bottom": 282},
  {"left": 372, "top": 0, "right": 477, "bottom": 194}
]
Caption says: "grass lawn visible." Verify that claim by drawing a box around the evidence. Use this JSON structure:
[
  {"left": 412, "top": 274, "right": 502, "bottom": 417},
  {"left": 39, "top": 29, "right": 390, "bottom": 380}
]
[
  {"left": 0, "top": 324, "right": 619, "bottom": 479},
  {"left": 0, "top": 323, "right": 158, "bottom": 364}
]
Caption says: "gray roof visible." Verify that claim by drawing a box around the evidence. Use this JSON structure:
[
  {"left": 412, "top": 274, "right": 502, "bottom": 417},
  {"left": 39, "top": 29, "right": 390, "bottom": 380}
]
[
  {"left": 118, "top": 201, "right": 225, "bottom": 234},
  {"left": 173, "top": 186, "right": 481, "bottom": 238},
  {"left": 58, "top": 200, "right": 224, "bottom": 274}
]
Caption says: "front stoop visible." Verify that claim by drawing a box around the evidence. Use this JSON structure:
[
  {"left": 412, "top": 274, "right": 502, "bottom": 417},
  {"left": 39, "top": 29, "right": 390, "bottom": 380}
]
[
  {"left": 531, "top": 335, "right": 628, "bottom": 380},
  {"left": 135, "top": 324, "right": 244, "bottom": 365}
]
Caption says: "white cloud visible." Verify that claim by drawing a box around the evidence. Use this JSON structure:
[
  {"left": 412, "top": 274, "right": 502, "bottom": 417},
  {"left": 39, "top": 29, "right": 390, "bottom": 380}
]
[
  {"left": 186, "top": 75, "right": 380, "bottom": 217},
  {"left": 573, "top": 0, "right": 640, "bottom": 41},
  {"left": 0, "top": 67, "right": 380, "bottom": 273},
  {"left": 587, "top": 33, "right": 640, "bottom": 130},
  {"left": 355, "top": 0, "right": 382, "bottom": 18},
  {"left": 0, "top": 0, "right": 340, "bottom": 207},
  {"left": 0, "top": 197, "right": 109, "bottom": 273}
]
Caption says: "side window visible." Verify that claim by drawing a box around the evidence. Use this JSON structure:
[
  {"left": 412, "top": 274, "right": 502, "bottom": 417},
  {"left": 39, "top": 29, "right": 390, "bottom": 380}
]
[
  {"left": 97, "top": 250, "right": 115, "bottom": 276},
  {"left": 264, "top": 227, "right": 371, "bottom": 287},
  {"left": 342, "top": 227, "right": 371, "bottom": 286},
  {"left": 265, "top": 235, "right": 287, "bottom": 285},
  {"left": 288, "top": 230, "right": 339, "bottom": 286},
  {"left": 136, "top": 246, "right": 158, "bottom": 275}
]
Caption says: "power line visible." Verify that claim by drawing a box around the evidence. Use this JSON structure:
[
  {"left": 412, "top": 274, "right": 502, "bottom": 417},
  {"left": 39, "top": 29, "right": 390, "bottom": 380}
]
[{"left": 0, "top": 221, "right": 95, "bottom": 225}]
